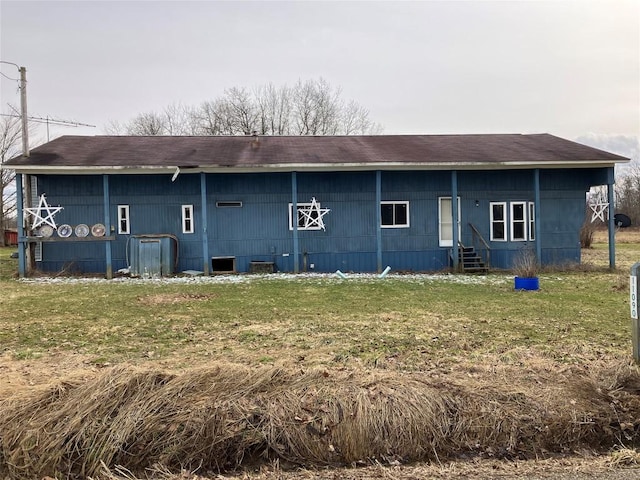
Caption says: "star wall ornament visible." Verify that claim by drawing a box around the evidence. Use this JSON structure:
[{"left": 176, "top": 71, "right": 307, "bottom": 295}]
[
  {"left": 298, "top": 197, "right": 330, "bottom": 230},
  {"left": 24, "top": 194, "right": 63, "bottom": 229},
  {"left": 590, "top": 202, "right": 609, "bottom": 223}
]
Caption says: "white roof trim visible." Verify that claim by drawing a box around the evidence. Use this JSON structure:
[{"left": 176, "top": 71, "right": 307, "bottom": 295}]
[{"left": 4, "top": 160, "right": 625, "bottom": 175}]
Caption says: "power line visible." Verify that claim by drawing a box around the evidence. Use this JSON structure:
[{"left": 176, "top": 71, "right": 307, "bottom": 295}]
[{"left": 0, "top": 71, "right": 19, "bottom": 82}]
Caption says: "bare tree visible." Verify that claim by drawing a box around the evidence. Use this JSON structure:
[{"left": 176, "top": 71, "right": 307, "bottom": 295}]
[
  {"left": 224, "top": 87, "right": 258, "bottom": 135},
  {"left": 127, "top": 112, "right": 167, "bottom": 135},
  {"left": 162, "top": 103, "right": 199, "bottom": 135},
  {"left": 0, "top": 111, "right": 22, "bottom": 246},
  {"left": 341, "top": 100, "right": 382, "bottom": 135},
  {"left": 615, "top": 162, "right": 640, "bottom": 226},
  {"left": 255, "top": 83, "right": 290, "bottom": 135},
  {"left": 108, "top": 78, "right": 382, "bottom": 137},
  {"left": 291, "top": 79, "right": 323, "bottom": 135},
  {"left": 195, "top": 98, "right": 238, "bottom": 135},
  {"left": 104, "top": 104, "right": 198, "bottom": 136}
]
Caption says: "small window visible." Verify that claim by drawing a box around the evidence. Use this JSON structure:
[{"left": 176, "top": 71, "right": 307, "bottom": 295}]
[
  {"left": 118, "top": 205, "right": 130, "bottom": 234},
  {"left": 528, "top": 202, "right": 536, "bottom": 241},
  {"left": 490, "top": 202, "right": 507, "bottom": 241},
  {"left": 380, "top": 201, "right": 410, "bottom": 228},
  {"left": 510, "top": 202, "right": 527, "bottom": 241},
  {"left": 289, "top": 202, "right": 324, "bottom": 230},
  {"left": 216, "top": 201, "right": 243, "bottom": 208},
  {"left": 182, "top": 205, "right": 194, "bottom": 234}
]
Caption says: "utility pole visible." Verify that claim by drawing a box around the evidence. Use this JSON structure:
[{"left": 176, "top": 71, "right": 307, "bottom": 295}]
[
  {"left": 19, "top": 66, "right": 29, "bottom": 157},
  {"left": 18, "top": 66, "right": 34, "bottom": 272},
  {"left": 1, "top": 61, "right": 33, "bottom": 273}
]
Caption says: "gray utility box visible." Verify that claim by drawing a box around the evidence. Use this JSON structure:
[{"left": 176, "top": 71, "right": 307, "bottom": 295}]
[
  {"left": 629, "top": 262, "right": 640, "bottom": 364},
  {"left": 130, "top": 235, "right": 177, "bottom": 277}
]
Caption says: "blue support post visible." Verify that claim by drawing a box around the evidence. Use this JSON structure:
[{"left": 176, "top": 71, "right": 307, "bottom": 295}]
[
  {"left": 16, "top": 174, "right": 26, "bottom": 278},
  {"left": 376, "top": 170, "right": 382, "bottom": 273},
  {"left": 292, "top": 172, "right": 299, "bottom": 273},
  {"left": 201, "top": 173, "right": 210, "bottom": 275},
  {"left": 103, "top": 175, "right": 112, "bottom": 279},
  {"left": 451, "top": 171, "right": 459, "bottom": 271},
  {"left": 608, "top": 167, "right": 616, "bottom": 269},
  {"left": 534, "top": 169, "right": 541, "bottom": 263}
]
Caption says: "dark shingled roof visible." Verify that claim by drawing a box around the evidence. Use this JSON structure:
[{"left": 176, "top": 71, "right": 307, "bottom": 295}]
[{"left": 4, "top": 134, "right": 629, "bottom": 171}]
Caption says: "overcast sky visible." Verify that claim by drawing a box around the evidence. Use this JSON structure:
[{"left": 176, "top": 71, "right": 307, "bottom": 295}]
[{"left": 1, "top": 0, "right": 638, "bottom": 157}]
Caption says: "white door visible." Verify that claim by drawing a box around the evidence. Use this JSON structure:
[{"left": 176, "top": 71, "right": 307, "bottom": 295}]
[{"left": 439, "top": 197, "right": 461, "bottom": 247}]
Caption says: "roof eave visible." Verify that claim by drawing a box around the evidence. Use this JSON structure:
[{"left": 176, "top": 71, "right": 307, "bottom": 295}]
[{"left": 4, "top": 159, "right": 627, "bottom": 175}]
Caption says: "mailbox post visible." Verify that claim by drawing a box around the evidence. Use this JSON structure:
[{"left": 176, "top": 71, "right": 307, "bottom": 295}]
[{"left": 630, "top": 263, "right": 640, "bottom": 363}]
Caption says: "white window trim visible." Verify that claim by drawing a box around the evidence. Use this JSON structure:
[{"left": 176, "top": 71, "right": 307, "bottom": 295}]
[
  {"left": 528, "top": 202, "right": 536, "bottom": 241},
  {"left": 380, "top": 201, "right": 410, "bottom": 228},
  {"left": 118, "top": 205, "right": 130, "bottom": 235},
  {"left": 510, "top": 201, "right": 527, "bottom": 242},
  {"left": 288, "top": 202, "right": 323, "bottom": 231},
  {"left": 490, "top": 202, "right": 507, "bottom": 242},
  {"left": 438, "top": 196, "right": 461, "bottom": 247},
  {"left": 182, "top": 204, "right": 194, "bottom": 234}
]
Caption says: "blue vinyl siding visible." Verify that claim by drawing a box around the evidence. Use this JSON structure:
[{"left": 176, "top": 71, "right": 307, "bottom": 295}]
[{"left": 33, "top": 167, "right": 609, "bottom": 274}]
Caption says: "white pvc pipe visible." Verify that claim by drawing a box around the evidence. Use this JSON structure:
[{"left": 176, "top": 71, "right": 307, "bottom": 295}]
[
  {"left": 378, "top": 265, "right": 392, "bottom": 278},
  {"left": 335, "top": 270, "right": 347, "bottom": 279}
]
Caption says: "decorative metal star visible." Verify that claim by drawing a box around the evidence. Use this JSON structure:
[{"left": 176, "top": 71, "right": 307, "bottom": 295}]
[
  {"left": 24, "top": 194, "right": 63, "bottom": 229},
  {"left": 298, "top": 197, "right": 330, "bottom": 230},
  {"left": 590, "top": 202, "right": 609, "bottom": 223}
]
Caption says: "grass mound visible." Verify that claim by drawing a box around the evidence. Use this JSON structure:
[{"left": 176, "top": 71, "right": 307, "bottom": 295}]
[{"left": 1, "top": 362, "right": 639, "bottom": 479}]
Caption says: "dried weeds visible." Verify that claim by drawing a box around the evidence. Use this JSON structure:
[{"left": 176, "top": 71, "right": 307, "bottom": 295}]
[
  {"left": 1, "top": 361, "right": 638, "bottom": 479},
  {"left": 137, "top": 293, "right": 217, "bottom": 306}
]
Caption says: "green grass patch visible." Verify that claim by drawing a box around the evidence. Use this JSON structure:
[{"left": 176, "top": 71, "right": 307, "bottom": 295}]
[
  {"left": 0, "top": 272, "right": 634, "bottom": 369},
  {"left": 0, "top": 246, "right": 18, "bottom": 281},
  {"left": 1, "top": 242, "right": 639, "bottom": 369}
]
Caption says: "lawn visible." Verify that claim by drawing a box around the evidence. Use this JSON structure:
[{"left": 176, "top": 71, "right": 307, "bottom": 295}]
[{"left": 0, "top": 244, "right": 635, "bottom": 371}]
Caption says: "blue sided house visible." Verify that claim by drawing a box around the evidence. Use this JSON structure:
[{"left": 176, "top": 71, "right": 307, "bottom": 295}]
[{"left": 3, "top": 134, "right": 629, "bottom": 278}]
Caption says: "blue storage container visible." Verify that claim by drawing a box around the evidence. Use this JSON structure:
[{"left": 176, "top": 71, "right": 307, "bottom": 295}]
[{"left": 514, "top": 276, "right": 539, "bottom": 291}]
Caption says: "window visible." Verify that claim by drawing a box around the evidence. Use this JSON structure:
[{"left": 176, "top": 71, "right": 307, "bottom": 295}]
[
  {"left": 380, "top": 201, "right": 410, "bottom": 228},
  {"left": 289, "top": 202, "right": 322, "bottom": 230},
  {"left": 118, "top": 205, "right": 130, "bottom": 234},
  {"left": 528, "top": 202, "right": 536, "bottom": 241},
  {"left": 490, "top": 201, "right": 536, "bottom": 242},
  {"left": 182, "top": 205, "right": 194, "bottom": 234},
  {"left": 439, "top": 197, "right": 461, "bottom": 247},
  {"left": 490, "top": 202, "right": 507, "bottom": 241},
  {"left": 510, "top": 201, "right": 527, "bottom": 241}
]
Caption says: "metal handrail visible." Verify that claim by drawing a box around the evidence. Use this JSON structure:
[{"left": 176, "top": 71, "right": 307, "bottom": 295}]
[{"left": 468, "top": 223, "right": 491, "bottom": 268}]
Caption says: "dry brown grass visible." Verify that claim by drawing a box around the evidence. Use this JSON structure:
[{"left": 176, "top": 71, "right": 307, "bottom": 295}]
[
  {"left": 593, "top": 227, "right": 640, "bottom": 245},
  {"left": 136, "top": 292, "right": 217, "bottom": 306},
  {"left": 1, "top": 360, "right": 639, "bottom": 479}
]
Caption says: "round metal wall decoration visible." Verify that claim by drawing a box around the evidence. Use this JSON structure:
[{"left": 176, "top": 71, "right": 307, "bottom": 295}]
[
  {"left": 58, "top": 224, "right": 72, "bottom": 238},
  {"left": 75, "top": 223, "right": 90, "bottom": 238},
  {"left": 91, "top": 223, "right": 106, "bottom": 237},
  {"left": 39, "top": 225, "right": 54, "bottom": 237}
]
